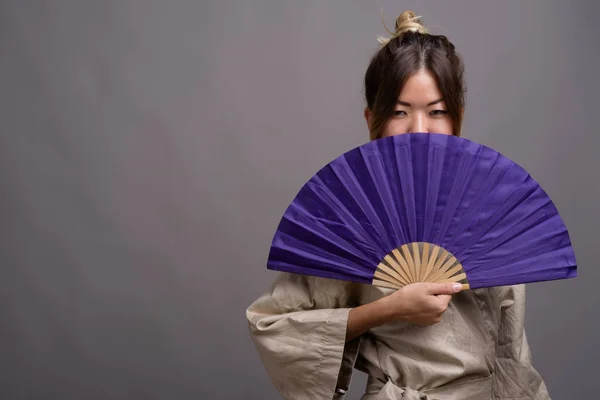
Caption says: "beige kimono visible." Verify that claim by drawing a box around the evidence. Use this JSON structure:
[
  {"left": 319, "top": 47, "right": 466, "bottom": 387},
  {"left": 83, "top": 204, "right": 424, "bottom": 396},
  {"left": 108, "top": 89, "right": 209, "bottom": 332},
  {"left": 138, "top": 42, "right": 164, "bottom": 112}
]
[{"left": 246, "top": 272, "right": 550, "bottom": 399}]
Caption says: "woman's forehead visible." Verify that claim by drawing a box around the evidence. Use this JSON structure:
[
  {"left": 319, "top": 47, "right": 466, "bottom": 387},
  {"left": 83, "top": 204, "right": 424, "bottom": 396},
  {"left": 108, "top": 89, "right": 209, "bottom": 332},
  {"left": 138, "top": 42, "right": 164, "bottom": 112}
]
[{"left": 398, "top": 69, "right": 444, "bottom": 104}]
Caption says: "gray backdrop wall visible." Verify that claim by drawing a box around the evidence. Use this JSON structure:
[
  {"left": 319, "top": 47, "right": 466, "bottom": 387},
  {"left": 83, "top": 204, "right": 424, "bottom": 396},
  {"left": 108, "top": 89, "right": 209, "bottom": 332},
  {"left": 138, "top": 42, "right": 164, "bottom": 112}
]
[{"left": 1, "top": 1, "right": 598, "bottom": 399}]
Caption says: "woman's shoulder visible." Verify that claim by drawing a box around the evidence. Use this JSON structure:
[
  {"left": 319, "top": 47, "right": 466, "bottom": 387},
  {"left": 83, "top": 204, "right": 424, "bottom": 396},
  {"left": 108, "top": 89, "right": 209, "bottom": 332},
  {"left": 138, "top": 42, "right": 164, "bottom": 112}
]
[
  {"left": 467, "top": 284, "right": 527, "bottom": 314},
  {"left": 481, "top": 284, "right": 526, "bottom": 301},
  {"left": 256, "top": 272, "right": 359, "bottom": 311}
]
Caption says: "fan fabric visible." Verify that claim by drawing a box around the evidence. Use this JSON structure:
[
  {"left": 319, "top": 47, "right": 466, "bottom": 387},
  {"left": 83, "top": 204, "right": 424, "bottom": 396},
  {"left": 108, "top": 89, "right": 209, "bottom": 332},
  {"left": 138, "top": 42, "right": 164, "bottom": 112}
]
[{"left": 267, "top": 133, "right": 577, "bottom": 289}]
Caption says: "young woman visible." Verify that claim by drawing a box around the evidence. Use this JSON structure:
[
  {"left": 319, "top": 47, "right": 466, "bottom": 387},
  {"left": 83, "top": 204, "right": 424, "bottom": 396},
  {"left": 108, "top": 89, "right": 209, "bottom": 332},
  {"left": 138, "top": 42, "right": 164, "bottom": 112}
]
[{"left": 246, "top": 11, "right": 550, "bottom": 400}]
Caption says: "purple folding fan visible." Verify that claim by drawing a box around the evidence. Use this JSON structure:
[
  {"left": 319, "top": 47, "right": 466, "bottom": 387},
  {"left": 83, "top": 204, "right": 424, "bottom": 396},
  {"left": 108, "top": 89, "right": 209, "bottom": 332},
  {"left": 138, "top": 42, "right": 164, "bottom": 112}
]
[{"left": 266, "top": 133, "right": 577, "bottom": 290}]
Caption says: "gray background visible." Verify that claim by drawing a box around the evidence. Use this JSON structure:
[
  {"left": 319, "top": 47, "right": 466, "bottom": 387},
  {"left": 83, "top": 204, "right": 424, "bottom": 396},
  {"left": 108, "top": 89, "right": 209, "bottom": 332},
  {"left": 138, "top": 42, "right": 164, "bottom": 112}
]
[{"left": 1, "top": 1, "right": 597, "bottom": 399}]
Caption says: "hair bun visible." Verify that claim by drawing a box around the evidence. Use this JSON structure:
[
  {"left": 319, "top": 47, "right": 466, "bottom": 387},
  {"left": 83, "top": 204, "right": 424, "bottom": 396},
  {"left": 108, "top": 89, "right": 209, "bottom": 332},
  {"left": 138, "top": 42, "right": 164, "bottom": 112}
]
[
  {"left": 395, "top": 11, "right": 427, "bottom": 35},
  {"left": 378, "top": 10, "right": 428, "bottom": 46}
]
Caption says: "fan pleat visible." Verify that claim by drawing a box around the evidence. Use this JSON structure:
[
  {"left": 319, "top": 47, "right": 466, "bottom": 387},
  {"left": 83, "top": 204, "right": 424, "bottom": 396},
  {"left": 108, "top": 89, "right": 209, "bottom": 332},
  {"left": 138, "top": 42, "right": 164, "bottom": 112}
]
[
  {"left": 272, "top": 231, "right": 372, "bottom": 277},
  {"left": 450, "top": 174, "right": 538, "bottom": 254},
  {"left": 359, "top": 150, "right": 406, "bottom": 248},
  {"left": 335, "top": 155, "right": 395, "bottom": 253},
  {"left": 307, "top": 173, "right": 384, "bottom": 258},
  {"left": 422, "top": 144, "right": 447, "bottom": 244},
  {"left": 459, "top": 202, "right": 556, "bottom": 270},
  {"left": 434, "top": 141, "right": 479, "bottom": 247},
  {"left": 394, "top": 145, "right": 418, "bottom": 243},
  {"left": 437, "top": 152, "right": 506, "bottom": 248},
  {"left": 280, "top": 210, "right": 373, "bottom": 265}
]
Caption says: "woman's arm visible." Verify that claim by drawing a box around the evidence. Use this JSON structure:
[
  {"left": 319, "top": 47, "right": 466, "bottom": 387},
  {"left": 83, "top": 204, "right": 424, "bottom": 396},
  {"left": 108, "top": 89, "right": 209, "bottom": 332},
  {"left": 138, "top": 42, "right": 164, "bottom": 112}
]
[
  {"left": 490, "top": 285, "right": 550, "bottom": 399},
  {"left": 346, "top": 282, "right": 463, "bottom": 342},
  {"left": 246, "top": 272, "right": 358, "bottom": 400}
]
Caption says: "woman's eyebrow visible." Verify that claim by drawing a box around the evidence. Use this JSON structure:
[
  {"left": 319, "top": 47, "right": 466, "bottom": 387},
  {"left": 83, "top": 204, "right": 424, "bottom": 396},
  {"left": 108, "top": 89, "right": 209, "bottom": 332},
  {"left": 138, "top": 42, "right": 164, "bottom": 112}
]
[{"left": 397, "top": 98, "right": 444, "bottom": 107}]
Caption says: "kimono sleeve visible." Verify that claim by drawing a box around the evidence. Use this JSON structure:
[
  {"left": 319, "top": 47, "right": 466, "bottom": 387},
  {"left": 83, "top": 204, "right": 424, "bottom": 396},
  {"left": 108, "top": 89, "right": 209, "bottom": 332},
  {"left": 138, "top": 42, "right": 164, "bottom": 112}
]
[
  {"left": 246, "top": 272, "right": 359, "bottom": 400},
  {"left": 491, "top": 284, "right": 551, "bottom": 400}
]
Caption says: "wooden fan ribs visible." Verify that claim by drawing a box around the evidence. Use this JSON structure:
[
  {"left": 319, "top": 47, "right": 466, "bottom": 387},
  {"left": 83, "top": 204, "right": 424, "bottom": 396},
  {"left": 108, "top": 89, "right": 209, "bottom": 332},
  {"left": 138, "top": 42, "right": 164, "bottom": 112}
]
[{"left": 374, "top": 242, "right": 470, "bottom": 290}]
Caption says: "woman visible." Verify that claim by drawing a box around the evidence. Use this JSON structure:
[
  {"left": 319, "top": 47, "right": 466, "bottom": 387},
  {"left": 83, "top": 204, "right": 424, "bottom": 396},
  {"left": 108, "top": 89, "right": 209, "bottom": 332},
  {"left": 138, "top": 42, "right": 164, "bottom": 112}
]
[{"left": 246, "top": 11, "right": 550, "bottom": 400}]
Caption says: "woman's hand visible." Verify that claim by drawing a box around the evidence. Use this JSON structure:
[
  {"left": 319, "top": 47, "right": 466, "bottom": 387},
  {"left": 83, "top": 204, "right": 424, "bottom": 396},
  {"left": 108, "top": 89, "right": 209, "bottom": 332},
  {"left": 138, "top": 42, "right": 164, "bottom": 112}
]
[
  {"left": 346, "top": 282, "right": 462, "bottom": 342},
  {"left": 380, "top": 282, "right": 462, "bottom": 326}
]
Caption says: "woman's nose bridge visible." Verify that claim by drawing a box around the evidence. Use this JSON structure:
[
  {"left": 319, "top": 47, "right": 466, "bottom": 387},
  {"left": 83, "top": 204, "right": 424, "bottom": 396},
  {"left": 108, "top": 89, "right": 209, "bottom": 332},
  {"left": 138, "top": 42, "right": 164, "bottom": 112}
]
[{"left": 409, "top": 112, "right": 427, "bottom": 133}]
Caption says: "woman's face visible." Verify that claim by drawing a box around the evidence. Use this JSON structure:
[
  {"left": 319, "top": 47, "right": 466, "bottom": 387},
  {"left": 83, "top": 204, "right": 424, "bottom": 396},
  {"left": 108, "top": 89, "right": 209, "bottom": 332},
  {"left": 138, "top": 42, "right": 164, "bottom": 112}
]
[{"left": 368, "top": 69, "right": 454, "bottom": 137}]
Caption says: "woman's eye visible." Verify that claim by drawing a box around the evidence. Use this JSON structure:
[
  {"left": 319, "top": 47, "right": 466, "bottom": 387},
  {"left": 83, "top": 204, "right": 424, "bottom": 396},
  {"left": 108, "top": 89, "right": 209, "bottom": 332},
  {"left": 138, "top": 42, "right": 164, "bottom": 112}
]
[
  {"left": 430, "top": 110, "right": 449, "bottom": 116},
  {"left": 394, "top": 110, "right": 407, "bottom": 116}
]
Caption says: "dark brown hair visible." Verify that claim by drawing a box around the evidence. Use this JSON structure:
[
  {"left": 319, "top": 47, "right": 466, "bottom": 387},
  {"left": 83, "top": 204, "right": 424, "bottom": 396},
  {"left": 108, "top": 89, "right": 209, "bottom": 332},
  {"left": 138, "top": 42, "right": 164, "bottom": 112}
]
[{"left": 364, "top": 11, "right": 466, "bottom": 140}]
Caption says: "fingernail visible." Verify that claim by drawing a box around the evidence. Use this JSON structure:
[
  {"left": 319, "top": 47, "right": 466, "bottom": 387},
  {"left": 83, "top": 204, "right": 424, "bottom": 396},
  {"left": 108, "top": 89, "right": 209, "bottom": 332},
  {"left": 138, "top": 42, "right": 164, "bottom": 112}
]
[{"left": 453, "top": 283, "right": 462, "bottom": 292}]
